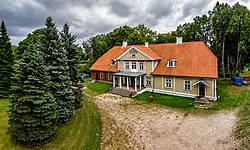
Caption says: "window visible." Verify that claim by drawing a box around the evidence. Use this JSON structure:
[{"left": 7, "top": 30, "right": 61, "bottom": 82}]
[
  {"left": 100, "top": 72, "right": 103, "bottom": 79},
  {"left": 167, "top": 59, "right": 176, "bottom": 67},
  {"left": 111, "top": 60, "right": 117, "bottom": 66},
  {"left": 139, "top": 62, "right": 144, "bottom": 70},
  {"left": 132, "top": 62, "right": 137, "bottom": 69},
  {"left": 165, "top": 79, "right": 172, "bottom": 88},
  {"left": 184, "top": 80, "right": 191, "bottom": 90},
  {"left": 108, "top": 73, "right": 111, "bottom": 80},
  {"left": 125, "top": 61, "right": 129, "bottom": 70},
  {"left": 146, "top": 77, "right": 152, "bottom": 86},
  {"left": 131, "top": 53, "right": 136, "bottom": 58}
]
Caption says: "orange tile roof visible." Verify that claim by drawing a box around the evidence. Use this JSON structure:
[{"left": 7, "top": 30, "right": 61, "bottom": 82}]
[
  {"left": 90, "top": 41, "right": 218, "bottom": 78},
  {"left": 134, "top": 45, "right": 161, "bottom": 60}
]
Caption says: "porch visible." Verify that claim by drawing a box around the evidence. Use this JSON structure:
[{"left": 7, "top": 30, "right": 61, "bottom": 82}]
[{"left": 111, "top": 72, "right": 146, "bottom": 97}]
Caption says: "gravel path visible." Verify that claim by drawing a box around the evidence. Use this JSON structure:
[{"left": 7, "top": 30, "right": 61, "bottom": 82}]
[{"left": 94, "top": 93, "right": 237, "bottom": 150}]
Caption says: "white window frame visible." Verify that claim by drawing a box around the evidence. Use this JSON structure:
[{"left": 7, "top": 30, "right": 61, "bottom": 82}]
[
  {"left": 184, "top": 80, "right": 191, "bottom": 90},
  {"left": 167, "top": 60, "right": 175, "bottom": 67},
  {"left": 111, "top": 60, "right": 117, "bottom": 66},
  {"left": 100, "top": 72, "right": 103, "bottom": 79},
  {"left": 108, "top": 73, "right": 111, "bottom": 80},
  {"left": 146, "top": 77, "right": 152, "bottom": 86},
  {"left": 139, "top": 62, "right": 144, "bottom": 70},
  {"left": 131, "top": 62, "right": 137, "bottom": 70},
  {"left": 125, "top": 61, "right": 130, "bottom": 70},
  {"left": 165, "top": 78, "right": 172, "bottom": 88}
]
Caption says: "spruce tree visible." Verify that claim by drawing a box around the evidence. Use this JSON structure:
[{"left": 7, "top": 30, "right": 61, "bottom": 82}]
[
  {"left": 60, "top": 23, "right": 82, "bottom": 109},
  {"left": 8, "top": 45, "right": 58, "bottom": 146},
  {"left": 0, "top": 20, "right": 13, "bottom": 98},
  {"left": 41, "top": 17, "right": 75, "bottom": 123}
]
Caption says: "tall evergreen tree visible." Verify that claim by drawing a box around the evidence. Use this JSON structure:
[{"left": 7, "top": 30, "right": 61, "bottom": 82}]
[
  {"left": 0, "top": 20, "right": 13, "bottom": 98},
  {"left": 61, "top": 23, "right": 82, "bottom": 109},
  {"left": 40, "top": 17, "right": 75, "bottom": 123},
  {"left": 8, "top": 45, "right": 58, "bottom": 146}
]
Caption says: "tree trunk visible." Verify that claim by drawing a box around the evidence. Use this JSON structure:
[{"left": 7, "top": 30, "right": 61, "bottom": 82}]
[
  {"left": 227, "top": 54, "right": 231, "bottom": 79},
  {"left": 236, "top": 40, "right": 240, "bottom": 77},
  {"left": 221, "top": 35, "right": 226, "bottom": 79}
]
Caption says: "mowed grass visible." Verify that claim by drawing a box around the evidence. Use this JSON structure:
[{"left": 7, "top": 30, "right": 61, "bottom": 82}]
[
  {"left": 0, "top": 96, "right": 102, "bottom": 150},
  {"left": 86, "top": 82, "right": 112, "bottom": 94},
  {"left": 135, "top": 92, "right": 195, "bottom": 111}
]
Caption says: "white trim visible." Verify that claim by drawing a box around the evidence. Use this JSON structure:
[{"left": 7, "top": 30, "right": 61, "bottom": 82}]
[
  {"left": 214, "top": 80, "right": 217, "bottom": 100},
  {"left": 113, "top": 76, "right": 115, "bottom": 87},
  {"left": 100, "top": 72, "right": 103, "bottom": 79},
  {"left": 212, "top": 79, "right": 214, "bottom": 97},
  {"left": 183, "top": 80, "right": 192, "bottom": 90},
  {"left": 116, "top": 46, "right": 154, "bottom": 60},
  {"left": 174, "top": 77, "right": 176, "bottom": 92},
  {"left": 165, "top": 78, "right": 172, "bottom": 88},
  {"left": 108, "top": 73, "right": 111, "bottom": 80}
]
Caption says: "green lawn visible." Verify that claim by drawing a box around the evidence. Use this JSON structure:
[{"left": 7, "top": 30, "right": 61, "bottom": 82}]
[
  {"left": 0, "top": 96, "right": 102, "bottom": 150},
  {"left": 86, "top": 82, "right": 112, "bottom": 94},
  {"left": 135, "top": 92, "right": 195, "bottom": 110}
]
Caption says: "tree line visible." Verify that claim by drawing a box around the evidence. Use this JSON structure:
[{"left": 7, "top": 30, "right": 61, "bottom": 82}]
[
  {"left": 0, "top": 17, "right": 82, "bottom": 146},
  {"left": 82, "top": 2, "right": 250, "bottom": 78}
]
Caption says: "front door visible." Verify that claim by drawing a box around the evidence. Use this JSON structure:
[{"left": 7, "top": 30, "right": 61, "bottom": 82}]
[{"left": 199, "top": 83, "right": 205, "bottom": 96}]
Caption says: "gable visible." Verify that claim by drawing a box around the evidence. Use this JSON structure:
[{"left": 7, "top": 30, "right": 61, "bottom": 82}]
[{"left": 117, "top": 46, "right": 153, "bottom": 61}]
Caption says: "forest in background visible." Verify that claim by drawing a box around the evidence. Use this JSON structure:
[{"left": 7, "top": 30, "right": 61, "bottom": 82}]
[{"left": 82, "top": 2, "right": 250, "bottom": 79}]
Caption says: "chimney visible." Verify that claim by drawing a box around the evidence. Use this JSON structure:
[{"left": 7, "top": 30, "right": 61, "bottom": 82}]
[
  {"left": 145, "top": 42, "right": 149, "bottom": 48},
  {"left": 122, "top": 41, "right": 127, "bottom": 48},
  {"left": 176, "top": 37, "right": 182, "bottom": 45}
]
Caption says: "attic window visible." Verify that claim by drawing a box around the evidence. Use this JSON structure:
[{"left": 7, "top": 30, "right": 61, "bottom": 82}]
[
  {"left": 111, "top": 60, "right": 117, "bottom": 66},
  {"left": 131, "top": 53, "right": 136, "bottom": 58},
  {"left": 167, "top": 59, "right": 176, "bottom": 67}
]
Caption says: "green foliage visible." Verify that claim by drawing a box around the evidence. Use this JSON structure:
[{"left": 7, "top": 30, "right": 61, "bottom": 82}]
[
  {"left": 1, "top": 96, "right": 102, "bottom": 150},
  {"left": 0, "top": 20, "right": 13, "bottom": 98},
  {"left": 135, "top": 92, "right": 195, "bottom": 110},
  {"left": 86, "top": 82, "right": 112, "bottom": 94},
  {"left": 40, "top": 17, "right": 75, "bottom": 124},
  {"left": 155, "top": 33, "right": 176, "bottom": 44},
  {"left": 82, "top": 24, "right": 158, "bottom": 72},
  {"left": 14, "top": 28, "right": 43, "bottom": 61},
  {"left": 60, "top": 23, "right": 82, "bottom": 109},
  {"left": 8, "top": 45, "right": 58, "bottom": 146}
]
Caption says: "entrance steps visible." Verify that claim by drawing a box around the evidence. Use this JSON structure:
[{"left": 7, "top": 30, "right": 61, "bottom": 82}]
[{"left": 109, "top": 87, "right": 137, "bottom": 97}]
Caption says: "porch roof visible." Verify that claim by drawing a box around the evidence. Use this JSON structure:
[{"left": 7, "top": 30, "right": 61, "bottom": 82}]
[
  {"left": 112, "top": 72, "right": 146, "bottom": 77},
  {"left": 193, "top": 80, "right": 210, "bottom": 86}
]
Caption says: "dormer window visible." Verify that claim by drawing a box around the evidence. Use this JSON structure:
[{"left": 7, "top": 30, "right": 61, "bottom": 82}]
[
  {"left": 111, "top": 60, "right": 117, "bottom": 66},
  {"left": 167, "top": 59, "right": 176, "bottom": 67}
]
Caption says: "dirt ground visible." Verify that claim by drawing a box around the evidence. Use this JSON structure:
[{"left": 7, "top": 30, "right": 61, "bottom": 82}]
[{"left": 94, "top": 93, "right": 237, "bottom": 150}]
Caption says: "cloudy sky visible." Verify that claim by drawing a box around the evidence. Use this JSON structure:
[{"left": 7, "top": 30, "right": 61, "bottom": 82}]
[{"left": 1, "top": 0, "right": 250, "bottom": 45}]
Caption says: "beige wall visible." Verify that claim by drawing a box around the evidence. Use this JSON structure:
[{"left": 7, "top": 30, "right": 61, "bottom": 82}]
[
  {"left": 152, "top": 76, "right": 214, "bottom": 97},
  {"left": 120, "top": 47, "right": 151, "bottom": 60},
  {"left": 118, "top": 60, "right": 155, "bottom": 76}
]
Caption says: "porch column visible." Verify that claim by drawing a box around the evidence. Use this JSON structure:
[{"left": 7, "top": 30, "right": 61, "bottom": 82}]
[
  {"left": 139, "top": 76, "right": 142, "bottom": 90},
  {"left": 127, "top": 77, "right": 129, "bottom": 90},
  {"left": 113, "top": 76, "right": 115, "bottom": 87},
  {"left": 135, "top": 77, "right": 137, "bottom": 91},
  {"left": 119, "top": 76, "right": 122, "bottom": 88}
]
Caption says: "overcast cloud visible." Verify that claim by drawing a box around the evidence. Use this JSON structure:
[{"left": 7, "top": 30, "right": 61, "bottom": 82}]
[{"left": 0, "top": 0, "right": 250, "bottom": 45}]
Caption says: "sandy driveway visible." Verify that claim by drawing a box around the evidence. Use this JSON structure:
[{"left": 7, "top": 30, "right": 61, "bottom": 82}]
[{"left": 94, "top": 93, "right": 237, "bottom": 150}]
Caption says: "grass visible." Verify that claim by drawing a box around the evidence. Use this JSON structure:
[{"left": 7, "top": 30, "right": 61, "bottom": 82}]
[
  {"left": 135, "top": 92, "right": 195, "bottom": 111},
  {"left": 0, "top": 96, "right": 102, "bottom": 150},
  {"left": 86, "top": 82, "right": 112, "bottom": 94}
]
